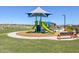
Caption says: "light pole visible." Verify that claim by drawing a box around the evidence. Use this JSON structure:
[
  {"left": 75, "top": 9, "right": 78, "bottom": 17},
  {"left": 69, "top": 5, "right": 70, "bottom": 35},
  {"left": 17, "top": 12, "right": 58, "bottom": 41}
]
[{"left": 62, "top": 14, "right": 66, "bottom": 30}]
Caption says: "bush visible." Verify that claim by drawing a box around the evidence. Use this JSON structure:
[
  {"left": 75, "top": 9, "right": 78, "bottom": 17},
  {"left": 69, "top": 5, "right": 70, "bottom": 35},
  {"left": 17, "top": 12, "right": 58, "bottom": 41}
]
[{"left": 65, "top": 25, "right": 73, "bottom": 32}]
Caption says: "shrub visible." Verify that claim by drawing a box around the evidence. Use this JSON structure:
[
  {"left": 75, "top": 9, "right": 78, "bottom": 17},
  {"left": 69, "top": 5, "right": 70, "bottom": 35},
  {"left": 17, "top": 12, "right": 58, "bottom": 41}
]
[{"left": 65, "top": 25, "right": 73, "bottom": 32}]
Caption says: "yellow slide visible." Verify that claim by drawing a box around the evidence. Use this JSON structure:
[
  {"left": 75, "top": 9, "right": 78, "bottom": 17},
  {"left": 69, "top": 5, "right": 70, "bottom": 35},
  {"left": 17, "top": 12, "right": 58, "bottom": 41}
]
[{"left": 41, "top": 21, "right": 53, "bottom": 33}]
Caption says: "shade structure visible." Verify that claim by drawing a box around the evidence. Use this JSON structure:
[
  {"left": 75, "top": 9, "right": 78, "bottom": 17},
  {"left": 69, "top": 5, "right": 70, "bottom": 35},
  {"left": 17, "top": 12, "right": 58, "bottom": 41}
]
[{"left": 27, "top": 7, "right": 51, "bottom": 17}]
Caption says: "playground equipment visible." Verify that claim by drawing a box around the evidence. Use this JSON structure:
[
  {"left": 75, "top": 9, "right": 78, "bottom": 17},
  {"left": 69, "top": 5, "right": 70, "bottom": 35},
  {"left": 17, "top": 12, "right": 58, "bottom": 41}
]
[
  {"left": 41, "top": 21, "right": 53, "bottom": 33},
  {"left": 27, "top": 7, "right": 53, "bottom": 33}
]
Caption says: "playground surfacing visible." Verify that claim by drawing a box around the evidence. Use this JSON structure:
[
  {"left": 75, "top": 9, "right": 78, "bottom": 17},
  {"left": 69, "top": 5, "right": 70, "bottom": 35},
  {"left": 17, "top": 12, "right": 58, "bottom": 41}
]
[
  {"left": 7, "top": 31, "right": 79, "bottom": 40},
  {"left": 16, "top": 32, "right": 54, "bottom": 37}
]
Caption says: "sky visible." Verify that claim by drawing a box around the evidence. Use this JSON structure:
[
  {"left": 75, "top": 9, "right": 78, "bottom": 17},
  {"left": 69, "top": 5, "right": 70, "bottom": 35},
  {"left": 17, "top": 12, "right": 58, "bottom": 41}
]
[{"left": 0, "top": 6, "right": 79, "bottom": 25}]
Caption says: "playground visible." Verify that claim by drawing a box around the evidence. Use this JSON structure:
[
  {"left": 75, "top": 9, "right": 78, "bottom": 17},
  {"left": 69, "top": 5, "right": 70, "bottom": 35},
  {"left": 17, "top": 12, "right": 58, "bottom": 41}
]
[
  {"left": 7, "top": 7, "right": 79, "bottom": 40},
  {"left": 0, "top": 6, "right": 79, "bottom": 52}
]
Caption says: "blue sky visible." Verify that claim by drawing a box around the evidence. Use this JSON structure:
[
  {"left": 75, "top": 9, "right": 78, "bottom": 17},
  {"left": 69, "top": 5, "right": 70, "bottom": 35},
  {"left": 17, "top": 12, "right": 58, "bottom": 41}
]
[{"left": 0, "top": 6, "right": 79, "bottom": 25}]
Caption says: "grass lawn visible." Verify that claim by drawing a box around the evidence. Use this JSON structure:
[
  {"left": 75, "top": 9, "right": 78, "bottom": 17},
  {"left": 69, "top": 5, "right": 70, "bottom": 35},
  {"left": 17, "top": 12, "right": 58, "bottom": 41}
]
[{"left": 0, "top": 24, "right": 79, "bottom": 53}]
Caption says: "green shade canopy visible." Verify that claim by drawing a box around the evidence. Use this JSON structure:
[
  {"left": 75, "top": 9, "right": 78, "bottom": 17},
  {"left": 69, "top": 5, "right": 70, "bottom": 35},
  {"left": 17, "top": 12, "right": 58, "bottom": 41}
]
[{"left": 27, "top": 7, "right": 51, "bottom": 17}]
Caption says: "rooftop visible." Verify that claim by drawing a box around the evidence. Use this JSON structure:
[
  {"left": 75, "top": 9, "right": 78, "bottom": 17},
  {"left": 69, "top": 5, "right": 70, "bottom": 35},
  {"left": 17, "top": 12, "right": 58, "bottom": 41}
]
[{"left": 27, "top": 7, "right": 51, "bottom": 17}]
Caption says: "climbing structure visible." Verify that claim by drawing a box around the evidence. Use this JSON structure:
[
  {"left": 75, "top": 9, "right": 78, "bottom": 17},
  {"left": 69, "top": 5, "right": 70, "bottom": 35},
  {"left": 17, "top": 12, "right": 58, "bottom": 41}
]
[{"left": 27, "top": 7, "right": 53, "bottom": 33}]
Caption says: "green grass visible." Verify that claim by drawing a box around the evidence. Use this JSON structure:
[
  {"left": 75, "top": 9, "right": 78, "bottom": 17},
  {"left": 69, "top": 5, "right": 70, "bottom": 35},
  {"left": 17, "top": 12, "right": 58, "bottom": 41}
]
[{"left": 0, "top": 24, "right": 79, "bottom": 53}]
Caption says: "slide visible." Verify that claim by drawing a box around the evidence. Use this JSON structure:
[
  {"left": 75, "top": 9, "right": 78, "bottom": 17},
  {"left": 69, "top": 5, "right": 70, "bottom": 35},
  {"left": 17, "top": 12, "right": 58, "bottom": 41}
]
[
  {"left": 32, "top": 25, "right": 36, "bottom": 29},
  {"left": 41, "top": 21, "right": 53, "bottom": 33}
]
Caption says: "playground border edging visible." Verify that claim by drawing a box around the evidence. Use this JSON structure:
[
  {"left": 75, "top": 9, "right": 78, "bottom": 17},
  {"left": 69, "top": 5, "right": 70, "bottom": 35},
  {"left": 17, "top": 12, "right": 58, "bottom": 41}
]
[{"left": 7, "top": 31, "right": 78, "bottom": 41}]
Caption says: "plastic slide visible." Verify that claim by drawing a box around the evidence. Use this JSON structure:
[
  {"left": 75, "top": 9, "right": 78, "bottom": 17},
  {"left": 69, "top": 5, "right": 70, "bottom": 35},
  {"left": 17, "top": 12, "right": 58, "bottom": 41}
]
[
  {"left": 41, "top": 21, "right": 53, "bottom": 33},
  {"left": 32, "top": 25, "right": 36, "bottom": 29}
]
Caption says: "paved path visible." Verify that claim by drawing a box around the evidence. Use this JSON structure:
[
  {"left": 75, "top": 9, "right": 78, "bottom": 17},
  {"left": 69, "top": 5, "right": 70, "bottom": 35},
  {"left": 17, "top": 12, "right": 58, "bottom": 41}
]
[{"left": 7, "top": 31, "right": 78, "bottom": 40}]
